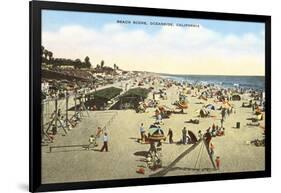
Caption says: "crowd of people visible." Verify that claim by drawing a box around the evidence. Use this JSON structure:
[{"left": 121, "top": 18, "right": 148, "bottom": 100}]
[{"left": 135, "top": 120, "right": 225, "bottom": 171}]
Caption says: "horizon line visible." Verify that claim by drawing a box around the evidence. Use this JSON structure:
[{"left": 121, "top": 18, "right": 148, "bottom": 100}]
[{"left": 134, "top": 71, "right": 265, "bottom": 77}]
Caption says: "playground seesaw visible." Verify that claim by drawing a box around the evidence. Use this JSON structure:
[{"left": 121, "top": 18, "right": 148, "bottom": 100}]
[{"left": 49, "top": 144, "right": 94, "bottom": 153}]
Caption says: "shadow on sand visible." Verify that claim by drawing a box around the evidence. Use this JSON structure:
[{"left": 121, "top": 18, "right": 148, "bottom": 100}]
[
  {"left": 134, "top": 151, "right": 149, "bottom": 157},
  {"left": 47, "top": 149, "right": 89, "bottom": 153},
  {"left": 162, "top": 166, "right": 217, "bottom": 173}
]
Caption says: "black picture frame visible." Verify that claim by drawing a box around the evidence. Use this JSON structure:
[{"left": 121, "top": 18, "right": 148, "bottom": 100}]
[{"left": 30, "top": 1, "right": 271, "bottom": 192}]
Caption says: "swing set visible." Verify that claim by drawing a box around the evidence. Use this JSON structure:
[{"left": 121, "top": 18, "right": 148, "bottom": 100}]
[{"left": 41, "top": 93, "right": 90, "bottom": 143}]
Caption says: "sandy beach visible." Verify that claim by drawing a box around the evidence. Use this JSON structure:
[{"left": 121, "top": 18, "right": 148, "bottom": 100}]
[
  {"left": 38, "top": 11, "right": 267, "bottom": 185},
  {"left": 41, "top": 79, "right": 265, "bottom": 184}
]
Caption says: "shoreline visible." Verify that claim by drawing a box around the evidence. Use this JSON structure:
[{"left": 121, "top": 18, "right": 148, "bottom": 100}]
[{"left": 159, "top": 74, "right": 265, "bottom": 90}]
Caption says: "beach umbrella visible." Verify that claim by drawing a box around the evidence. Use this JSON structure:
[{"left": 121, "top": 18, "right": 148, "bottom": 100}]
[
  {"left": 205, "top": 104, "right": 216, "bottom": 110},
  {"left": 188, "top": 130, "right": 198, "bottom": 143},
  {"left": 199, "top": 108, "right": 209, "bottom": 117},
  {"left": 148, "top": 126, "right": 165, "bottom": 141},
  {"left": 231, "top": 94, "right": 241, "bottom": 101},
  {"left": 177, "top": 101, "right": 188, "bottom": 109}
]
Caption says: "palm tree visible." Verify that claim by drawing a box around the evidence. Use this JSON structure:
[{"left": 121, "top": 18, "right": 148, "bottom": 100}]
[
  {"left": 101, "top": 60, "right": 104, "bottom": 69},
  {"left": 48, "top": 51, "right": 53, "bottom": 62},
  {"left": 41, "top": 46, "right": 45, "bottom": 58},
  {"left": 85, "top": 56, "right": 90, "bottom": 63},
  {"left": 74, "top": 59, "right": 82, "bottom": 69},
  {"left": 43, "top": 49, "right": 49, "bottom": 60},
  {"left": 84, "top": 56, "right": 91, "bottom": 68}
]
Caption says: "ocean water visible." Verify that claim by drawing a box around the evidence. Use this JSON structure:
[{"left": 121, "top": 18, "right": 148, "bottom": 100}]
[{"left": 161, "top": 74, "right": 265, "bottom": 90}]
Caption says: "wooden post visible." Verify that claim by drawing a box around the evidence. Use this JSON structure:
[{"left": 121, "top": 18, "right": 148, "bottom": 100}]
[
  {"left": 42, "top": 100, "right": 52, "bottom": 142},
  {"left": 74, "top": 94, "right": 77, "bottom": 112},
  {"left": 65, "top": 95, "right": 69, "bottom": 129},
  {"left": 202, "top": 139, "right": 217, "bottom": 170},
  {"left": 55, "top": 98, "right": 58, "bottom": 129},
  {"left": 41, "top": 101, "right": 44, "bottom": 140}
]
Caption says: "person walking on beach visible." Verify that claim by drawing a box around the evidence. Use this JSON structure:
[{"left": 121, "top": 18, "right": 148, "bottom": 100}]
[
  {"left": 100, "top": 132, "right": 109, "bottom": 152},
  {"left": 182, "top": 127, "right": 187, "bottom": 144},
  {"left": 220, "top": 118, "right": 224, "bottom": 128},
  {"left": 139, "top": 123, "right": 145, "bottom": 142},
  {"left": 167, "top": 128, "right": 173, "bottom": 144}
]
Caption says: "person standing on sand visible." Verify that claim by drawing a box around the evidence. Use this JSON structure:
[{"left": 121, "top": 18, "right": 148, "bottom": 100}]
[
  {"left": 167, "top": 128, "right": 173, "bottom": 144},
  {"left": 220, "top": 118, "right": 224, "bottom": 128},
  {"left": 182, "top": 127, "right": 187, "bottom": 144},
  {"left": 212, "top": 123, "right": 216, "bottom": 131},
  {"left": 215, "top": 156, "right": 221, "bottom": 170},
  {"left": 139, "top": 123, "right": 145, "bottom": 142},
  {"left": 58, "top": 108, "right": 62, "bottom": 118},
  {"left": 252, "top": 101, "right": 257, "bottom": 113},
  {"left": 148, "top": 141, "right": 157, "bottom": 156},
  {"left": 204, "top": 131, "right": 212, "bottom": 146},
  {"left": 221, "top": 108, "right": 226, "bottom": 120},
  {"left": 209, "top": 143, "right": 215, "bottom": 158},
  {"left": 198, "top": 130, "right": 203, "bottom": 140},
  {"left": 100, "top": 132, "right": 109, "bottom": 152},
  {"left": 157, "top": 113, "right": 162, "bottom": 124}
]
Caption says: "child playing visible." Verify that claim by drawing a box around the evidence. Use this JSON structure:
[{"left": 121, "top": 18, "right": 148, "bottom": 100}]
[{"left": 87, "top": 134, "right": 96, "bottom": 150}]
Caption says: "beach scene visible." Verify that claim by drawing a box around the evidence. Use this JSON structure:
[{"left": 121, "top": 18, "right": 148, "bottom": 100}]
[{"left": 41, "top": 10, "right": 266, "bottom": 183}]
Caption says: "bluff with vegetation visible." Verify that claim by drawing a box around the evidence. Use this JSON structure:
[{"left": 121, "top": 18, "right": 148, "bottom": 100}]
[{"left": 41, "top": 46, "right": 91, "bottom": 69}]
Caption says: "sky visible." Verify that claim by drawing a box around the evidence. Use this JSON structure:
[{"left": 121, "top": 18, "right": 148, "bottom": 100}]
[{"left": 42, "top": 10, "right": 265, "bottom": 76}]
